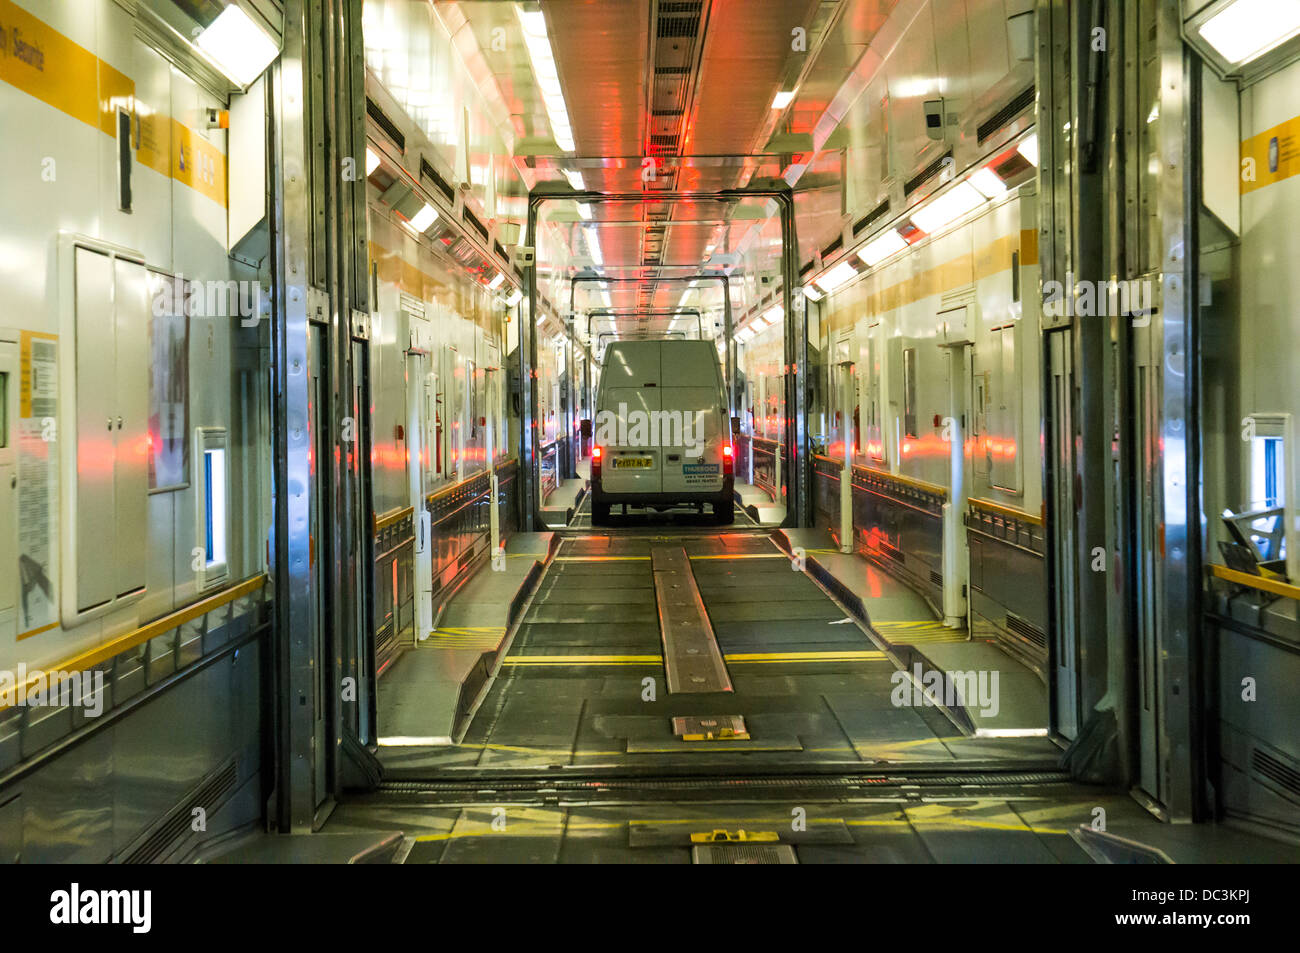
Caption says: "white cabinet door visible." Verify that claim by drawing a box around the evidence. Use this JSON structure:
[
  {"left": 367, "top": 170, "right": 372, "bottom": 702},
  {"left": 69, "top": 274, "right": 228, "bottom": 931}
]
[
  {"left": 113, "top": 258, "right": 148, "bottom": 596},
  {"left": 74, "top": 248, "right": 117, "bottom": 611}
]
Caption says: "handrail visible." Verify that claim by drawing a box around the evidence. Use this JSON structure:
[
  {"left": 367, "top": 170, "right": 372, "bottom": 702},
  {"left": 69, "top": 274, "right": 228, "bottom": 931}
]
[
  {"left": 423, "top": 457, "right": 518, "bottom": 507},
  {"left": 1, "top": 574, "right": 268, "bottom": 711},
  {"left": 968, "top": 496, "right": 1044, "bottom": 527},
  {"left": 1208, "top": 563, "right": 1300, "bottom": 602},
  {"left": 813, "top": 454, "right": 845, "bottom": 466},
  {"left": 373, "top": 505, "right": 414, "bottom": 533},
  {"left": 852, "top": 464, "right": 948, "bottom": 499}
]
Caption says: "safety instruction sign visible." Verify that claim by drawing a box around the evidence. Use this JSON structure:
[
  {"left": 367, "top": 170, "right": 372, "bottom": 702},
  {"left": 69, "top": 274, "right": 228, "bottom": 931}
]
[{"left": 17, "top": 331, "right": 58, "bottom": 639}]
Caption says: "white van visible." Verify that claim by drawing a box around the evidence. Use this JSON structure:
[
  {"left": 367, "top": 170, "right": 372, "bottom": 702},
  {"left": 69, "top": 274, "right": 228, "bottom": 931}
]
[{"left": 587, "top": 340, "right": 734, "bottom": 524}]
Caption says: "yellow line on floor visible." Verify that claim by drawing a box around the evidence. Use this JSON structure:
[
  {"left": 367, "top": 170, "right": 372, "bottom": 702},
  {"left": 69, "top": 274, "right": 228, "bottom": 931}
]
[
  {"left": 555, "top": 556, "right": 651, "bottom": 562},
  {"left": 500, "top": 650, "right": 886, "bottom": 666}
]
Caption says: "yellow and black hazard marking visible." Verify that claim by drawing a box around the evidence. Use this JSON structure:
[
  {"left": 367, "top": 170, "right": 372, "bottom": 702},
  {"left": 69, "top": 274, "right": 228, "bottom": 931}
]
[
  {"left": 498, "top": 650, "right": 886, "bottom": 667},
  {"left": 423, "top": 626, "right": 507, "bottom": 649},
  {"left": 672, "top": 715, "right": 749, "bottom": 741},
  {"left": 689, "top": 829, "right": 780, "bottom": 844},
  {"left": 870, "top": 620, "right": 970, "bottom": 644}
]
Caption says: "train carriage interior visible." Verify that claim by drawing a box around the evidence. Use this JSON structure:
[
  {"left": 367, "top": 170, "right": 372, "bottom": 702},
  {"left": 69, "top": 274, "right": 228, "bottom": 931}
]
[{"left": 1, "top": 0, "right": 1300, "bottom": 871}]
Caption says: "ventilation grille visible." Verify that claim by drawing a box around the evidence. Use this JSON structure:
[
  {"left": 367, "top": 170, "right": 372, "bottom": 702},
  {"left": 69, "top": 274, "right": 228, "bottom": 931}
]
[
  {"left": 877, "top": 539, "right": 904, "bottom": 563},
  {"left": 123, "top": 759, "right": 238, "bottom": 864},
  {"left": 904, "top": 149, "right": 954, "bottom": 197},
  {"left": 493, "top": 240, "right": 506, "bottom": 261},
  {"left": 366, "top": 98, "right": 405, "bottom": 152},
  {"left": 929, "top": 570, "right": 943, "bottom": 588},
  {"left": 462, "top": 207, "right": 490, "bottom": 243},
  {"left": 1252, "top": 748, "right": 1300, "bottom": 800},
  {"left": 420, "top": 157, "right": 455, "bottom": 203},
  {"left": 854, "top": 198, "right": 891, "bottom": 236},
  {"left": 799, "top": 260, "right": 815, "bottom": 278},
  {"left": 977, "top": 85, "right": 1036, "bottom": 143},
  {"left": 820, "top": 235, "right": 843, "bottom": 259},
  {"left": 1005, "top": 613, "right": 1047, "bottom": 649}
]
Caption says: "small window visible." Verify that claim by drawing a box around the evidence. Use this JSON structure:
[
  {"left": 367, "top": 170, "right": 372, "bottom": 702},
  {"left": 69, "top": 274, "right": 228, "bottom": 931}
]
[
  {"left": 196, "top": 427, "right": 229, "bottom": 589},
  {"left": 117, "top": 107, "right": 133, "bottom": 212}
]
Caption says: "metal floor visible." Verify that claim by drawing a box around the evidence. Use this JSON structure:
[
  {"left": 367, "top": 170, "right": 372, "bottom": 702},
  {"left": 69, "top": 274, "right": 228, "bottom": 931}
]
[{"left": 378, "top": 508, "right": 1060, "bottom": 776}]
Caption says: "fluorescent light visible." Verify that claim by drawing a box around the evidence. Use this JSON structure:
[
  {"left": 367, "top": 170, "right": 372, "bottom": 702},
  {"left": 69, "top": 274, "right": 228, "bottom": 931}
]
[
  {"left": 195, "top": 5, "right": 281, "bottom": 86},
  {"left": 1017, "top": 133, "right": 1039, "bottom": 167},
  {"left": 856, "top": 229, "right": 908, "bottom": 267},
  {"left": 563, "top": 170, "right": 584, "bottom": 190},
  {"left": 910, "top": 182, "right": 986, "bottom": 234},
  {"left": 771, "top": 90, "right": 796, "bottom": 110},
  {"left": 1198, "top": 0, "right": 1300, "bottom": 65},
  {"left": 813, "top": 260, "right": 859, "bottom": 294},
  {"left": 586, "top": 227, "right": 603, "bottom": 267},
  {"left": 577, "top": 202, "right": 591, "bottom": 220},
  {"left": 800, "top": 284, "right": 823, "bottom": 302},
  {"left": 488, "top": 273, "right": 505, "bottom": 290},
  {"left": 404, "top": 203, "right": 438, "bottom": 233},
  {"left": 762, "top": 305, "right": 783, "bottom": 325},
  {"left": 365, "top": 148, "right": 381, "bottom": 176},
  {"left": 969, "top": 167, "right": 1007, "bottom": 199},
  {"left": 505, "top": 289, "right": 523, "bottom": 306},
  {"left": 517, "top": 6, "right": 575, "bottom": 151}
]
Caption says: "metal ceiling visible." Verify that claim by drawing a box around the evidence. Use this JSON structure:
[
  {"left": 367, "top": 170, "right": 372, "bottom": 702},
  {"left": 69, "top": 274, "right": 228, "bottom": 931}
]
[{"left": 410, "top": 0, "right": 1032, "bottom": 337}]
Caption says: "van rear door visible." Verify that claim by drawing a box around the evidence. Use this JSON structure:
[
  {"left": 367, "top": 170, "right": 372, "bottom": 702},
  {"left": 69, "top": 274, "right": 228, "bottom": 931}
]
[
  {"left": 598, "top": 341, "right": 662, "bottom": 495},
  {"left": 659, "top": 342, "right": 726, "bottom": 495}
]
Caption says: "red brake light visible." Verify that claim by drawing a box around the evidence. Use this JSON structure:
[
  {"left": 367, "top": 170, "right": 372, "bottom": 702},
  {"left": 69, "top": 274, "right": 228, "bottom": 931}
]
[
  {"left": 592, "top": 446, "right": 602, "bottom": 478},
  {"left": 722, "top": 443, "right": 733, "bottom": 475}
]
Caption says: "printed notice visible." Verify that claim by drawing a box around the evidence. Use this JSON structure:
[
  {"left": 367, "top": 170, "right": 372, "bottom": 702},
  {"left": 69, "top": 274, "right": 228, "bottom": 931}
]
[{"left": 17, "top": 331, "right": 57, "bottom": 639}]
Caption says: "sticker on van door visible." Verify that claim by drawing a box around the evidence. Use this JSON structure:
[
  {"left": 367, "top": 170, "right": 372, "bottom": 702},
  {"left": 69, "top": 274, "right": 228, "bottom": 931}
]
[{"left": 682, "top": 463, "right": 720, "bottom": 485}]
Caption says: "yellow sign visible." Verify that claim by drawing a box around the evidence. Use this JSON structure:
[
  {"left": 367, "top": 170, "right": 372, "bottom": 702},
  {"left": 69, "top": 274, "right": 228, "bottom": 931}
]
[{"left": 1241, "top": 114, "right": 1300, "bottom": 194}]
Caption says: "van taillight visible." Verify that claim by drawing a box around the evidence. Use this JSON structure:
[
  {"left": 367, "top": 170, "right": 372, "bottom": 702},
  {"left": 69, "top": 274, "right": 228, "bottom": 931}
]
[
  {"left": 592, "top": 446, "right": 602, "bottom": 478},
  {"left": 722, "top": 443, "right": 733, "bottom": 476}
]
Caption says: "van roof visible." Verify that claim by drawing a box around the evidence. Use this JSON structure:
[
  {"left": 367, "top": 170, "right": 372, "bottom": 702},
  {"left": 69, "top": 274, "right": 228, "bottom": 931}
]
[{"left": 602, "top": 340, "right": 721, "bottom": 388}]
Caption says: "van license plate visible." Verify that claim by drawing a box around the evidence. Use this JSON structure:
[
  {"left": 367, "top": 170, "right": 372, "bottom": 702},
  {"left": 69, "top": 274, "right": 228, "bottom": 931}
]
[{"left": 613, "top": 456, "right": 654, "bottom": 469}]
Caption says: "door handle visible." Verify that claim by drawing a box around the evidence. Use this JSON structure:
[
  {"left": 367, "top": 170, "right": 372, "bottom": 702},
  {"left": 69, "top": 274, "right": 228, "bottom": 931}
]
[
  {"left": 117, "top": 417, "right": 123, "bottom": 430},
  {"left": 107, "top": 418, "right": 113, "bottom": 432}
]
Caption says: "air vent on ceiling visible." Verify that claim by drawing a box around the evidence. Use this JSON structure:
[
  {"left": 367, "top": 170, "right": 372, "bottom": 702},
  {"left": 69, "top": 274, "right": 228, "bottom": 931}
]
[
  {"left": 854, "top": 198, "right": 891, "bottom": 236},
  {"left": 420, "top": 157, "right": 455, "bottom": 203},
  {"left": 820, "top": 236, "right": 843, "bottom": 259},
  {"left": 658, "top": 1, "right": 701, "bottom": 37},
  {"left": 1005, "top": 613, "right": 1047, "bottom": 649},
  {"left": 929, "top": 570, "right": 943, "bottom": 588},
  {"left": 1252, "top": 748, "right": 1300, "bottom": 800},
  {"left": 904, "top": 149, "right": 954, "bottom": 197},
  {"left": 462, "top": 207, "right": 490, "bottom": 243},
  {"left": 123, "top": 759, "right": 238, "bottom": 863},
  {"left": 493, "top": 240, "right": 506, "bottom": 260},
  {"left": 977, "top": 85, "right": 1036, "bottom": 143},
  {"left": 799, "top": 261, "right": 815, "bottom": 278},
  {"left": 366, "top": 98, "right": 405, "bottom": 152}
]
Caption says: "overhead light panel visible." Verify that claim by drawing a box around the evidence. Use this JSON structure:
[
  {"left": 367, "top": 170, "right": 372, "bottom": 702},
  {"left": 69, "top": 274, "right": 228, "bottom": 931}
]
[
  {"left": 969, "top": 167, "right": 1008, "bottom": 199},
  {"left": 505, "top": 289, "right": 523, "bottom": 306},
  {"left": 856, "top": 230, "right": 908, "bottom": 267},
  {"left": 577, "top": 202, "right": 592, "bottom": 220},
  {"left": 517, "top": 7, "right": 575, "bottom": 151},
  {"left": 910, "top": 182, "right": 986, "bottom": 234},
  {"left": 800, "top": 284, "right": 823, "bottom": 302},
  {"left": 563, "top": 169, "right": 584, "bottom": 190},
  {"left": 365, "top": 147, "right": 381, "bottom": 176},
  {"left": 195, "top": 5, "right": 281, "bottom": 87},
  {"left": 1017, "top": 133, "right": 1039, "bottom": 167},
  {"left": 487, "top": 273, "right": 505, "bottom": 290},
  {"left": 771, "top": 90, "right": 796, "bottom": 110},
  {"left": 762, "top": 305, "right": 783, "bottom": 326},
  {"left": 404, "top": 203, "right": 438, "bottom": 233},
  {"left": 1197, "top": 0, "right": 1300, "bottom": 65},
  {"left": 813, "top": 260, "right": 859, "bottom": 294}
]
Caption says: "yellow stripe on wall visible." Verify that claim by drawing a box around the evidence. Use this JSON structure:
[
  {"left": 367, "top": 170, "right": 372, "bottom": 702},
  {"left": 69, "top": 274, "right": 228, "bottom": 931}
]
[
  {"left": 1241, "top": 114, "right": 1300, "bottom": 195},
  {"left": 0, "top": 0, "right": 226, "bottom": 207}
]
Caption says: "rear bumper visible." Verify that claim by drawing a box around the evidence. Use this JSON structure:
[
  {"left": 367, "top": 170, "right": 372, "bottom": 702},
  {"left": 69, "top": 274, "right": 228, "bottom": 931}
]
[{"left": 592, "top": 476, "right": 733, "bottom": 506}]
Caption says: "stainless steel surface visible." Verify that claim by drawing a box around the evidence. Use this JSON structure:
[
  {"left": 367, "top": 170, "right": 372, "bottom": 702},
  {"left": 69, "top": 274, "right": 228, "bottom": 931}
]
[{"left": 652, "top": 546, "right": 732, "bottom": 694}]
